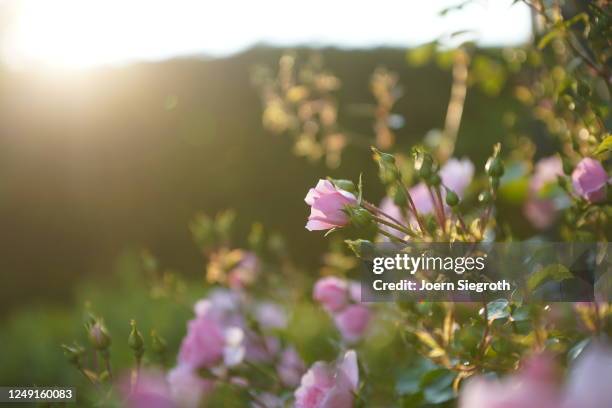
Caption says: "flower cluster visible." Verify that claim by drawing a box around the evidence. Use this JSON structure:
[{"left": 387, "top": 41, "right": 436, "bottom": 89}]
[{"left": 313, "top": 277, "right": 370, "bottom": 343}]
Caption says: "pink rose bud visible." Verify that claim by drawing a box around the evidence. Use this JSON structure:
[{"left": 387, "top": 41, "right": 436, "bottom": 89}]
[
  {"left": 313, "top": 277, "right": 349, "bottom": 313},
  {"left": 294, "top": 350, "right": 359, "bottom": 408},
  {"left": 305, "top": 179, "right": 357, "bottom": 231},
  {"left": 334, "top": 304, "right": 371, "bottom": 343},
  {"left": 571, "top": 158, "right": 609, "bottom": 202}
]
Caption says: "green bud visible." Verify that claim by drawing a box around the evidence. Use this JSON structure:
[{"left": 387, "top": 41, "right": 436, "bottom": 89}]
[
  {"left": 345, "top": 239, "right": 375, "bottom": 259},
  {"left": 485, "top": 156, "right": 504, "bottom": 178},
  {"left": 329, "top": 178, "right": 357, "bottom": 194},
  {"left": 372, "top": 148, "right": 400, "bottom": 184},
  {"left": 151, "top": 330, "right": 167, "bottom": 355},
  {"left": 485, "top": 143, "right": 504, "bottom": 179},
  {"left": 414, "top": 151, "right": 434, "bottom": 179},
  {"left": 427, "top": 173, "right": 441, "bottom": 187},
  {"left": 87, "top": 319, "right": 111, "bottom": 351},
  {"left": 61, "top": 343, "right": 85, "bottom": 366},
  {"left": 478, "top": 191, "right": 493, "bottom": 205},
  {"left": 346, "top": 207, "right": 374, "bottom": 228},
  {"left": 128, "top": 320, "right": 144, "bottom": 357},
  {"left": 445, "top": 189, "right": 459, "bottom": 207}
]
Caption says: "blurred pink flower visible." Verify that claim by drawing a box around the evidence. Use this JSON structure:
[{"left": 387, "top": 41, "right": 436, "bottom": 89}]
[
  {"left": 439, "top": 158, "right": 475, "bottom": 197},
  {"left": 255, "top": 302, "right": 287, "bottom": 330},
  {"left": 571, "top": 157, "right": 609, "bottom": 202},
  {"left": 294, "top": 350, "right": 359, "bottom": 408},
  {"left": 524, "top": 197, "right": 557, "bottom": 229},
  {"left": 377, "top": 158, "right": 474, "bottom": 238},
  {"left": 277, "top": 347, "right": 306, "bottom": 387},
  {"left": 459, "top": 354, "right": 560, "bottom": 408},
  {"left": 313, "top": 277, "right": 349, "bottom": 313},
  {"left": 166, "top": 365, "right": 214, "bottom": 408},
  {"left": 530, "top": 155, "right": 563, "bottom": 193},
  {"left": 562, "top": 343, "right": 612, "bottom": 408},
  {"left": 120, "top": 370, "right": 175, "bottom": 408},
  {"left": 334, "top": 304, "right": 371, "bottom": 343},
  {"left": 305, "top": 179, "right": 357, "bottom": 231},
  {"left": 178, "top": 314, "right": 226, "bottom": 369},
  {"left": 523, "top": 155, "right": 564, "bottom": 229}
]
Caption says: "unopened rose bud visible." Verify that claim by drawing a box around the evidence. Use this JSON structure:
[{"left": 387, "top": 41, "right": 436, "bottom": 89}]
[
  {"left": 87, "top": 319, "right": 111, "bottom": 351},
  {"left": 445, "top": 189, "right": 459, "bottom": 207},
  {"left": 151, "top": 330, "right": 167, "bottom": 356},
  {"left": 62, "top": 343, "right": 85, "bottom": 366},
  {"left": 345, "top": 239, "right": 375, "bottom": 259},
  {"left": 414, "top": 151, "right": 434, "bottom": 179},
  {"left": 128, "top": 320, "right": 144, "bottom": 358},
  {"left": 485, "top": 144, "right": 504, "bottom": 179},
  {"left": 372, "top": 148, "right": 400, "bottom": 184},
  {"left": 485, "top": 156, "right": 504, "bottom": 178}
]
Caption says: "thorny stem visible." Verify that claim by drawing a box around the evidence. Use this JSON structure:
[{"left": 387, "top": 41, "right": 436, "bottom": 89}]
[
  {"left": 435, "top": 186, "right": 447, "bottom": 234},
  {"left": 403, "top": 184, "right": 429, "bottom": 236},
  {"left": 428, "top": 187, "right": 446, "bottom": 232},
  {"left": 363, "top": 201, "right": 411, "bottom": 232},
  {"left": 372, "top": 214, "right": 416, "bottom": 238}
]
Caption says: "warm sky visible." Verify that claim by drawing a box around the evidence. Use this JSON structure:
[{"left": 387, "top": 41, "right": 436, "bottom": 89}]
[{"left": 1, "top": 0, "right": 532, "bottom": 69}]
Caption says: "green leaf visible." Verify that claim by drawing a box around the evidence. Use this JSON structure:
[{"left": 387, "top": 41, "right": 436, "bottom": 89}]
[
  {"left": 527, "top": 264, "right": 573, "bottom": 292},
  {"left": 420, "top": 369, "right": 456, "bottom": 404},
  {"left": 483, "top": 299, "right": 510, "bottom": 321},
  {"left": 593, "top": 135, "right": 612, "bottom": 156}
]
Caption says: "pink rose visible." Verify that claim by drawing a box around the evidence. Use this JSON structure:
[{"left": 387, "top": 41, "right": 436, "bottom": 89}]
[
  {"left": 562, "top": 343, "right": 612, "bottom": 408},
  {"left": 166, "top": 365, "right": 214, "bottom": 408},
  {"left": 313, "top": 277, "right": 349, "bottom": 313},
  {"left": 295, "top": 350, "right": 359, "bottom": 408},
  {"left": 305, "top": 180, "right": 357, "bottom": 231},
  {"left": 277, "top": 347, "right": 306, "bottom": 387},
  {"left": 334, "top": 304, "right": 371, "bottom": 343},
  {"left": 178, "top": 314, "right": 226, "bottom": 369},
  {"left": 459, "top": 354, "right": 560, "bottom": 408},
  {"left": 571, "top": 157, "right": 609, "bottom": 202}
]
